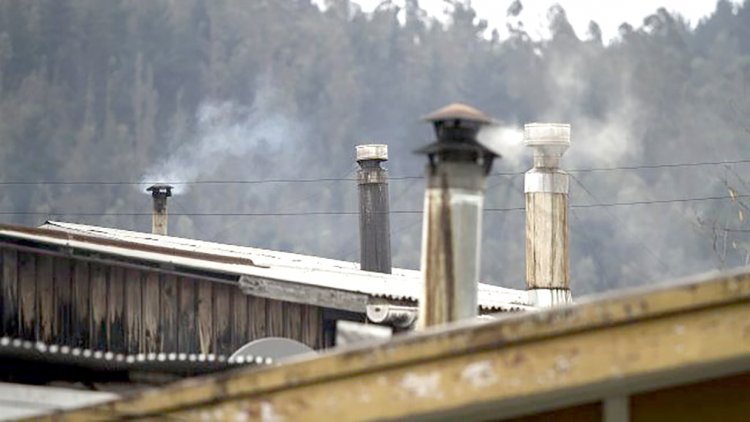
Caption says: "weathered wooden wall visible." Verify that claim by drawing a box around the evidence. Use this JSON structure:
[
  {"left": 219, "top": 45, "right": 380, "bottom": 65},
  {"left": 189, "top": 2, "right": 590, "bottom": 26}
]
[
  {"left": 525, "top": 192, "right": 569, "bottom": 289},
  {"left": 0, "top": 246, "right": 324, "bottom": 355}
]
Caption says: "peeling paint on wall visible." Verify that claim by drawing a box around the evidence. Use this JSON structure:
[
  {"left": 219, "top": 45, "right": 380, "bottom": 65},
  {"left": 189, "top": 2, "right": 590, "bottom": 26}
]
[
  {"left": 461, "top": 360, "right": 497, "bottom": 389},
  {"left": 400, "top": 372, "right": 443, "bottom": 399}
]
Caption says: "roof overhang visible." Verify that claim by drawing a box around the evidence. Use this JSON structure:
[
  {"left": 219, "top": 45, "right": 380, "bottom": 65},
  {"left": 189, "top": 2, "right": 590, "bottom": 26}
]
[{"left": 36, "top": 267, "right": 750, "bottom": 421}]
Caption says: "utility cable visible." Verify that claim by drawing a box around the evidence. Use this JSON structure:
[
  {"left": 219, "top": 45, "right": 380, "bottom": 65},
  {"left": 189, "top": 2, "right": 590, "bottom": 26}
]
[
  {"left": 569, "top": 174, "right": 671, "bottom": 273},
  {"left": 568, "top": 208, "right": 618, "bottom": 287},
  {"left": 336, "top": 176, "right": 422, "bottom": 261},
  {"left": 2, "top": 193, "right": 749, "bottom": 217},
  {"left": 3, "top": 157, "right": 750, "bottom": 186}
]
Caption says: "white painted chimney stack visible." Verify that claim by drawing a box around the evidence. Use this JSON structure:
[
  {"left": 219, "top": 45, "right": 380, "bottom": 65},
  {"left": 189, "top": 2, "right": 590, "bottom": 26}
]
[{"left": 524, "top": 123, "right": 572, "bottom": 307}]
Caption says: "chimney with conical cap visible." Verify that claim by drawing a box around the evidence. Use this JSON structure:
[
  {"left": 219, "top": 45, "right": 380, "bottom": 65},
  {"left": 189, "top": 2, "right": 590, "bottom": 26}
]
[
  {"left": 146, "top": 184, "right": 173, "bottom": 236},
  {"left": 415, "top": 102, "right": 499, "bottom": 329}
]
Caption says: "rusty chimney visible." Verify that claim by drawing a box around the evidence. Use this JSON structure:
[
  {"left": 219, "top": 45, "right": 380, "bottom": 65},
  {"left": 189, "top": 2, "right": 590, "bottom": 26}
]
[
  {"left": 524, "top": 123, "right": 572, "bottom": 307},
  {"left": 356, "top": 144, "right": 392, "bottom": 274},
  {"left": 146, "top": 184, "right": 173, "bottom": 236},
  {"left": 416, "top": 103, "right": 498, "bottom": 329}
]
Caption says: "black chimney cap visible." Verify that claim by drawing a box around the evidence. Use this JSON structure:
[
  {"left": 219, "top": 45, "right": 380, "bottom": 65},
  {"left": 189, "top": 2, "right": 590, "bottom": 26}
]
[
  {"left": 417, "top": 102, "right": 495, "bottom": 150},
  {"left": 146, "top": 184, "right": 173, "bottom": 197},
  {"left": 417, "top": 102, "right": 498, "bottom": 173}
]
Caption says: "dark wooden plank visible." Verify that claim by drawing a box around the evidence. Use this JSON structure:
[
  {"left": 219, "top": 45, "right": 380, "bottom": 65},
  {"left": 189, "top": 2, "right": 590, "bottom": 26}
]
[
  {"left": 160, "top": 274, "right": 178, "bottom": 353},
  {"left": 631, "top": 371, "right": 750, "bottom": 422},
  {"left": 0, "top": 251, "right": 3, "bottom": 332},
  {"left": 53, "top": 257, "right": 72, "bottom": 344},
  {"left": 178, "top": 277, "right": 197, "bottom": 353},
  {"left": 71, "top": 261, "right": 90, "bottom": 348},
  {"left": 17, "top": 252, "right": 36, "bottom": 340},
  {"left": 108, "top": 266, "right": 126, "bottom": 351},
  {"left": 504, "top": 402, "right": 602, "bottom": 422},
  {"left": 0, "top": 251, "right": 2, "bottom": 331},
  {"left": 89, "top": 263, "right": 108, "bottom": 350},
  {"left": 247, "top": 295, "right": 266, "bottom": 341},
  {"left": 301, "top": 305, "right": 322, "bottom": 349},
  {"left": 231, "top": 289, "right": 248, "bottom": 350},
  {"left": 35, "top": 255, "right": 54, "bottom": 343},
  {"left": 125, "top": 269, "right": 143, "bottom": 354},
  {"left": 283, "top": 302, "right": 303, "bottom": 342},
  {"left": 323, "top": 316, "right": 336, "bottom": 349},
  {"left": 197, "top": 280, "right": 213, "bottom": 354},
  {"left": 142, "top": 272, "right": 161, "bottom": 353},
  {"left": 1, "top": 249, "right": 18, "bottom": 336},
  {"left": 266, "top": 299, "right": 284, "bottom": 338},
  {"left": 213, "top": 284, "right": 231, "bottom": 355}
]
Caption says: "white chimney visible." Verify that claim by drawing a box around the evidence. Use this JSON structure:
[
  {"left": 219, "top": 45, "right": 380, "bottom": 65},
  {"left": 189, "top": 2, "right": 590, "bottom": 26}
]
[{"left": 524, "top": 123, "right": 572, "bottom": 307}]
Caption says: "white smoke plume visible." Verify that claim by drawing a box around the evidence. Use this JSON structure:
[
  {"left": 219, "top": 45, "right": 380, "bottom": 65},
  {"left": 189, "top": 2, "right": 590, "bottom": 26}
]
[
  {"left": 478, "top": 124, "right": 525, "bottom": 168},
  {"left": 141, "top": 87, "right": 305, "bottom": 194}
]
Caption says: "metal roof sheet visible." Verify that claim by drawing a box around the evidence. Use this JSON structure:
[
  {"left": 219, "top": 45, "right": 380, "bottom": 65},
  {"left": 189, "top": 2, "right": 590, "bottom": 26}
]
[
  {"left": 0, "top": 221, "right": 528, "bottom": 310},
  {"left": 0, "top": 336, "right": 272, "bottom": 370}
]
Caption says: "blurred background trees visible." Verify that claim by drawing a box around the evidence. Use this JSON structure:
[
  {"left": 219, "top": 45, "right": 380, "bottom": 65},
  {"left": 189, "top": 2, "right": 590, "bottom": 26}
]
[{"left": 1, "top": 0, "right": 750, "bottom": 294}]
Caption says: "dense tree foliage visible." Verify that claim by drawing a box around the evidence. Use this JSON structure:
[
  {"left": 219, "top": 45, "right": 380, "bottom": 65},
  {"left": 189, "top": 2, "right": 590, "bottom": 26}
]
[{"left": 1, "top": 0, "right": 749, "bottom": 294}]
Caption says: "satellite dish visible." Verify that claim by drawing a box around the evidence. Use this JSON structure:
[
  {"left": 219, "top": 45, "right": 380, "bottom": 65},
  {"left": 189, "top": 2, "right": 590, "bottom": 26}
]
[{"left": 230, "top": 337, "right": 316, "bottom": 362}]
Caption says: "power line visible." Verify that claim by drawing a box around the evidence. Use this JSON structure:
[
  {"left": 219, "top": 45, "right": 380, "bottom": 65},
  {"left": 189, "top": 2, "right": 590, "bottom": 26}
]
[
  {"left": 2, "top": 158, "right": 750, "bottom": 187},
  {"left": 336, "top": 177, "right": 422, "bottom": 260},
  {"left": 569, "top": 194, "right": 749, "bottom": 208},
  {"left": 569, "top": 174, "right": 671, "bottom": 273},
  {"left": 0, "top": 177, "right": 364, "bottom": 186},
  {"left": 0, "top": 211, "right": 364, "bottom": 216},
  {"left": 3, "top": 192, "right": 749, "bottom": 217},
  {"left": 567, "top": 158, "right": 750, "bottom": 174},
  {"left": 569, "top": 208, "right": 616, "bottom": 287}
]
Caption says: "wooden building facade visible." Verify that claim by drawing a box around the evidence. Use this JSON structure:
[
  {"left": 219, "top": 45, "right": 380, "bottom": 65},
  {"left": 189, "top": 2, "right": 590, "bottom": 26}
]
[
  {"left": 0, "top": 249, "right": 324, "bottom": 356},
  {"left": 0, "top": 226, "right": 334, "bottom": 357},
  {"left": 0, "top": 221, "right": 526, "bottom": 361}
]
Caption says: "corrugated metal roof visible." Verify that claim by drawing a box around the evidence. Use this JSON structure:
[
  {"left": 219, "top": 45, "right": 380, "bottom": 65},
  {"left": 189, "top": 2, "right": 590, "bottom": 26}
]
[
  {"left": 0, "top": 221, "right": 528, "bottom": 311},
  {"left": 0, "top": 336, "right": 272, "bottom": 369}
]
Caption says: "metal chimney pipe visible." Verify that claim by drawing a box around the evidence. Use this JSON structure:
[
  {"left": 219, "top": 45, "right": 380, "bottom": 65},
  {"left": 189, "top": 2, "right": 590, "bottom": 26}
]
[
  {"left": 356, "top": 144, "right": 392, "bottom": 274},
  {"left": 416, "top": 103, "right": 498, "bottom": 329},
  {"left": 524, "top": 123, "right": 572, "bottom": 307},
  {"left": 146, "top": 184, "right": 173, "bottom": 236}
]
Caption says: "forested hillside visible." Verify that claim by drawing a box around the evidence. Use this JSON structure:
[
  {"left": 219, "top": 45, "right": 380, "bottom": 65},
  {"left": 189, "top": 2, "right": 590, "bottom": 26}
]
[{"left": 1, "top": 0, "right": 750, "bottom": 294}]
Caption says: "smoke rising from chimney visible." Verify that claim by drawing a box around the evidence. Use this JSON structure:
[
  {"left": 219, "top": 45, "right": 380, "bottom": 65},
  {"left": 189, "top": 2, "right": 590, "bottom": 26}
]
[
  {"left": 478, "top": 125, "right": 525, "bottom": 168},
  {"left": 512, "top": 48, "right": 714, "bottom": 291},
  {"left": 141, "top": 85, "right": 305, "bottom": 195}
]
